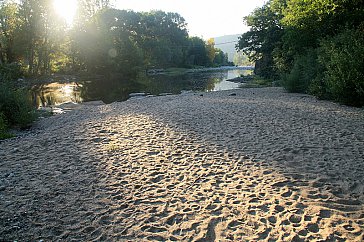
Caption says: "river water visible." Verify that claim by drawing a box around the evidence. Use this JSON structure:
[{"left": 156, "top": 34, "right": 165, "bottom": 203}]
[{"left": 31, "top": 68, "right": 252, "bottom": 108}]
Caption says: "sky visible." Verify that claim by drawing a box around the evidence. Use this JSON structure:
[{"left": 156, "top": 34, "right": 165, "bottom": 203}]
[{"left": 114, "top": 0, "right": 266, "bottom": 39}]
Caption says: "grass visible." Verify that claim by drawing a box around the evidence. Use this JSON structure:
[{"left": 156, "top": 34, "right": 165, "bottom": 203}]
[
  {"left": 0, "top": 114, "right": 14, "bottom": 139},
  {"left": 0, "top": 131, "right": 14, "bottom": 140},
  {"left": 239, "top": 75, "right": 273, "bottom": 88},
  {"left": 0, "top": 82, "right": 37, "bottom": 140}
]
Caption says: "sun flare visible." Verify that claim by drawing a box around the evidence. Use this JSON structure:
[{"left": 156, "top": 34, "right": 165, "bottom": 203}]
[{"left": 53, "top": 0, "right": 77, "bottom": 25}]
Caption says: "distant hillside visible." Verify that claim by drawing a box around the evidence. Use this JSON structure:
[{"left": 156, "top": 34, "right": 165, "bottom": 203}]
[{"left": 213, "top": 34, "right": 241, "bottom": 62}]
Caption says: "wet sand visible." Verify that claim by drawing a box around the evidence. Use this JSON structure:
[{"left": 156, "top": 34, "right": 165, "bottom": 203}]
[{"left": 1, "top": 87, "right": 363, "bottom": 241}]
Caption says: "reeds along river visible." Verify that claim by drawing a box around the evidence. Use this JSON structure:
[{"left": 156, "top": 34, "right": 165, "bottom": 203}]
[{"left": 30, "top": 68, "right": 253, "bottom": 108}]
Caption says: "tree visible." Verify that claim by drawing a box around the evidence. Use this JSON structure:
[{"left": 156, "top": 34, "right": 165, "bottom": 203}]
[
  {"left": 238, "top": 0, "right": 364, "bottom": 105},
  {"left": 185, "top": 37, "right": 210, "bottom": 67},
  {"left": 138, "top": 11, "right": 189, "bottom": 68},
  {"left": 237, "top": 2, "right": 284, "bottom": 78},
  {"left": 206, "top": 38, "right": 215, "bottom": 65},
  {"left": 0, "top": 1, "right": 19, "bottom": 63},
  {"left": 73, "top": 8, "right": 144, "bottom": 76},
  {"left": 213, "top": 49, "right": 229, "bottom": 66},
  {"left": 13, "top": 0, "right": 68, "bottom": 75},
  {"left": 233, "top": 52, "right": 253, "bottom": 66}
]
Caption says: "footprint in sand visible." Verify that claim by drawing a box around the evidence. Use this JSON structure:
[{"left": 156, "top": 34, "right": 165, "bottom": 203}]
[
  {"left": 319, "top": 209, "right": 331, "bottom": 219},
  {"left": 289, "top": 214, "right": 302, "bottom": 224},
  {"left": 274, "top": 205, "right": 285, "bottom": 213},
  {"left": 307, "top": 223, "right": 320, "bottom": 233},
  {"left": 268, "top": 215, "right": 277, "bottom": 224}
]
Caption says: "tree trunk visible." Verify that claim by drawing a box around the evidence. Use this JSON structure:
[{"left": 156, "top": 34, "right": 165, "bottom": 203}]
[
  {"left": 5, "top": 40, "right": 15, "bottom": 63},
  {"left": 0, "top": 43, "right": 4, "bottom": 64},
  {"left": 29, "top": 44, "right": 35, "bottom": 75}
]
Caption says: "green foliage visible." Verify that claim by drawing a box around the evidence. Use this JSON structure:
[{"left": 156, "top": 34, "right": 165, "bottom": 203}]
[
  {"left": 0, "top": 1, "right": 20, "bottom": 63},
  {"left": 0, "top": 111, "right": 8, "bottom": 136},
  {"left": 239, "top": 0, "right": 364, "bottom": 106},
  {"left": 237, "top": 2, "right": 284, "bottom": 79},
  {"left": 77, "top": 9, "right": 145, "bottom": 77},
  {"left": 213, "top": 49, "right": 229, "bottom": 66},
  {"left": 240, "top": 75, "right": 273, "bottom": 88},
  {"left": 0, "top": 82, "right": 35, "bottom": 129},
  {"left": 14, "top": 0, "right": 68, "bottom": 75},
  {"left": 185, "top": 37, "right": 211, "bottom": 67},
  {"left": 0, "top": 111, "right": 13, "bottom": 139},
  {"left": 0, "top": 62, "right": 21, "bottom": 81},
  {"left": 282, "top": 49, "right": 319, "bottom": 93},
  {"left": 0, "top": 62, "right": 34, "bottom": 138},
  {"left": 316, "top": 28, "right": 364, "bottom": 106},
  {"left": 71, "top": 8, "right": 215, "bottom": 74},
  {"left": 139, "top": 11, "right": 189, "bottom": 68},
  {"left": 254, "top": 54, "right": 278, "bottom": 79},
  {"left": 2, "top": 0, "right": 227, "bottom": 80},
  {"left": 234, "top": 52, "right": 253, "bottom": 66}
]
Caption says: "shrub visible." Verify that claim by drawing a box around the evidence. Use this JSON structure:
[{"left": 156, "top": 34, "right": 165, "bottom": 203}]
[
  {"left": 282, "top": 49, "right": 319, "bottom": 93},
  {"left": 0, "top": 62, "right": 35, "bottom": 136},
  {"left": 318, "top": 28, "right": 364, "bottom": 107},
  {"left": 0, "top": 63, "right": 22, "bottom": 82},
  {"left": 0, "top": 112, "right": 13, "bottom": 140},
  {"left": 0, "top": 82, "right": 36, "bottom": 130}
]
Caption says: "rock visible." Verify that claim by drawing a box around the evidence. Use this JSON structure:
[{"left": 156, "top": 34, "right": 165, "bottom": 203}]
[
  {"left": 158, "top": 93, "right": 173, "bottom": 96},
  {"left": 51, "top": 107, "right": 65, "bottom": 114},
  {"left": 226, "top": 75, "right": 254, "bottom": 83},
  {"left": 38, "top": 107, "right": 53, "bottom": 112},
  {"left": 82, "top": 100, "right": 105, "bottom": 106},
  {"left": 129, "top": 93, "right": 147, "bottom": 97},
  {"left": 128, "top": 96, "right": 147, "bottom": 101},
  {"left": 180, "top": 90, "right": 193, "bottom": 95},
  {"left": 57, "top": 102, "right": 80, "bottom": 109}
]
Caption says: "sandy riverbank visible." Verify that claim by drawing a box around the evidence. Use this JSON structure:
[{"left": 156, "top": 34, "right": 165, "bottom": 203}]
[{"left": 1, "top": 87, "right": 363, "bottom": 241}]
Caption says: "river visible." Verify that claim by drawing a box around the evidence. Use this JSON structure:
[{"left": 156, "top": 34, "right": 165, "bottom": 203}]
[{"left": 31, "top": 68, "right": 253, "bottom": 108}]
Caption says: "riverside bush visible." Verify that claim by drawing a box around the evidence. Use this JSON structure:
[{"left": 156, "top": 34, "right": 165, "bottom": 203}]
[
  {"left": 282, "top": 49, "right": 319, "bottom": 93},
  {"left": 0, "top": 83, "right": 35, "bottom": 128},
  {"left": 0, "top": 63, "right": 35, "bottom": 134},
  {"left": 0, "top": 112, "right": 13, "bottom": 139},
  {"left": 0, "top": 63, "right": 22, "bottom": 82},
  {"left": 317, "top": 29, "right": 364, "bottom": 107},
  {"left": 0, "top": 82, "right": 35, "bottom": 132}
]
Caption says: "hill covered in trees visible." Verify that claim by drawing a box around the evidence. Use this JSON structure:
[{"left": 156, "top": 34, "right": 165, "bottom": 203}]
[{"left": 237, "top": 0, "right": 364, "bottom": 107}]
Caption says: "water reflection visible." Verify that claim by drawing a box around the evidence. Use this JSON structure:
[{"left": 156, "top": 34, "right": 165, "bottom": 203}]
[
  {"left": 31, "top": 82, "right": 83, "bottom": 108},
  {"left": 31, "top": 69, "right": 251, "bottom": 107}
]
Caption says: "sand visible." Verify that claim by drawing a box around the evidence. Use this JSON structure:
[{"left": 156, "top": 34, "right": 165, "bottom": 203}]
[{"left": 0, "top": 87, "right": 363, "bottom": 241}]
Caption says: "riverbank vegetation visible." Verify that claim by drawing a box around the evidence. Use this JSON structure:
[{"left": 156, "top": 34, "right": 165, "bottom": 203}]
[
  {"left": 0, "top": 63, "right": 35, "bottom": 139},
  {"left": 0, "top": 0, "right": 234, "bottom": 137},
  {"left": 237, "top": 0, "right": 364, "bottom": 107},
  {"left": 0, "top": 0, "right": 231, "bottom": 77}
]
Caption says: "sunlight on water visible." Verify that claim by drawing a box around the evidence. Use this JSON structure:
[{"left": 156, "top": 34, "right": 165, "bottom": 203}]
[
  {"left": 31, "top": 69, "right": 252, "bottom": 107},
  {"left": 31, "top": 82, "right": 82, "bottom": 108},
  {"left": 213, "top": 80, "right": 240, "bottom": 91}
]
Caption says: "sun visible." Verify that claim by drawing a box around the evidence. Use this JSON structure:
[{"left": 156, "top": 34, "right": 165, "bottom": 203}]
[{"left": 53, "top": 0, "right": 78, "bottom": 25}]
